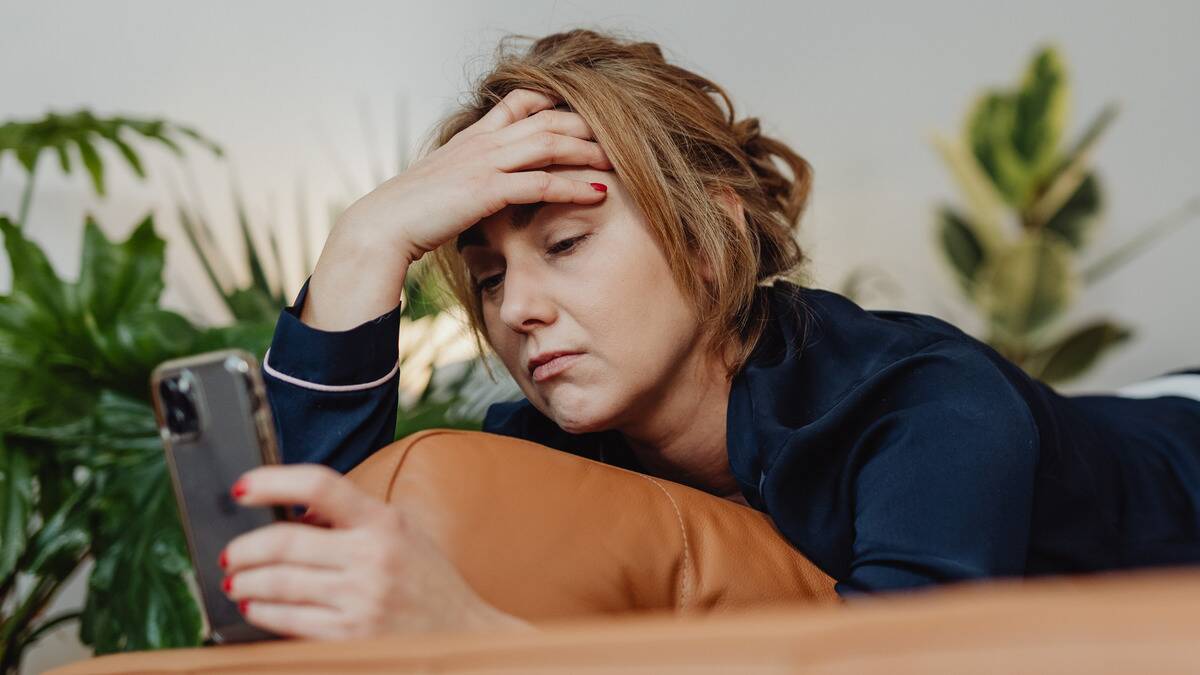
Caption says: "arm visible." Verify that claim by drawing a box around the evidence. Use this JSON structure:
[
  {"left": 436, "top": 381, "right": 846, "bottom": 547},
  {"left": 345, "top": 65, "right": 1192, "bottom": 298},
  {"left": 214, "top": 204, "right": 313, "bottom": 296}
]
[
  {"left": 262, "top": 273, "right": 402, "bottom": 474},
  {"left": 834, "top": 352, "right": 1041, "bottom": 598}
]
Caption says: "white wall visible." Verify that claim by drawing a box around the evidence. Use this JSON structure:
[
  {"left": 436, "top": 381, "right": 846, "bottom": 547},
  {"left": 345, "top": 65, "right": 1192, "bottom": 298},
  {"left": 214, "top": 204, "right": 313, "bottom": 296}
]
[{"left": 3, "top": 1, "right": 1198, "bottom": 671}]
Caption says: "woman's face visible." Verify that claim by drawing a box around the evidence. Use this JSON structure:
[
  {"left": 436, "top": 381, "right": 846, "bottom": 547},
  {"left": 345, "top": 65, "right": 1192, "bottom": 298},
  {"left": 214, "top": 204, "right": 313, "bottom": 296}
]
[{"left": 458, "top": 165, "right": 707, "bottom": 434}]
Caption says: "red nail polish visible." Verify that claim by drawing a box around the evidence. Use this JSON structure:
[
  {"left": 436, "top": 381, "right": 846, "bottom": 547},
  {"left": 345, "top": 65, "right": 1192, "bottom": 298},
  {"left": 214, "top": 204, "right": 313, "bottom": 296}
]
[
  {"left": 219, "top": 549, "right": 228, "bottom": 569},
  {"left": 231, "top": 479, "right": 247, "bottom": 499},
  {"left": 238, "top": 599, "right": 249, "bottom": 614},
  {"left": 590, "top": 182, "right": 607, "bottom": 192},
  {"left": 222, "top": 576, "right": 232, "bottom": 593}
]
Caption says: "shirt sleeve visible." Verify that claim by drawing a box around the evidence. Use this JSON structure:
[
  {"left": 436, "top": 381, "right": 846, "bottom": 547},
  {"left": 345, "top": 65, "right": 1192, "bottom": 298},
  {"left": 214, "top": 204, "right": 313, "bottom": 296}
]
[
  {"left": 262, "top": 274, "right": 402, "bottom": 474},
  {"left": 833, "top": 348, "right": 1041, "bottom": 598}
]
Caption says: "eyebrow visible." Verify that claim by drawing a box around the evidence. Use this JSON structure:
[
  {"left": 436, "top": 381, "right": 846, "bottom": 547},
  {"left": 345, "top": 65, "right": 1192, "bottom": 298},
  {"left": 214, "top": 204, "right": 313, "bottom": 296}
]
[{"left": 455, "top": 202, "right": 548, "bottom": 252}]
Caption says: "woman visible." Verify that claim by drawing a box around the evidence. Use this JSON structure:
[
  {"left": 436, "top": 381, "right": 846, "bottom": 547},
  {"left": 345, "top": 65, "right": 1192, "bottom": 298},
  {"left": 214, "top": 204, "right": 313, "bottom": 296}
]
[{"left": 222, "top": 29, "right": 1200, "bottom": 640}]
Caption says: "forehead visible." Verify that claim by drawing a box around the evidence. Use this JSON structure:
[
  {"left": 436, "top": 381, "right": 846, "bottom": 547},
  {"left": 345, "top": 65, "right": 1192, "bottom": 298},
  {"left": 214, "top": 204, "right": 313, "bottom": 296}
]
[
  {"left": 455, "top": 203, "right": 546, "bottom": 252},
  {"left": 455, "top": 164, "right": 609, "bottom": 251}
]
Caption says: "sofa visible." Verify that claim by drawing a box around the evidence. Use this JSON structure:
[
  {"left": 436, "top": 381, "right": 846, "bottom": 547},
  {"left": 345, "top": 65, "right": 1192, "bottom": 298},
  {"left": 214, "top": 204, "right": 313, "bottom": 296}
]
[{"left": 46, "top": 429, "right": 1200, "bottom": 674}]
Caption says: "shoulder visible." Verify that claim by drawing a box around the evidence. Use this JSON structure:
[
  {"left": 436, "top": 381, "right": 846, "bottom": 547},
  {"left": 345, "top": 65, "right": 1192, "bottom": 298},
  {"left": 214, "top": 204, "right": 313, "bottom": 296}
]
[{"left": 742, "top": 280, "right": 1038, "bottom": 436}]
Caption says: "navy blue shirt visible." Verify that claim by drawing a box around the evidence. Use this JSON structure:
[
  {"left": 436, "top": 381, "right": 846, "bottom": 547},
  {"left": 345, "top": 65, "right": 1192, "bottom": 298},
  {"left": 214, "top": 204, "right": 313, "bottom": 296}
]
[{"left": 264, "top": 274, "right": 1200, "bottom": 597}]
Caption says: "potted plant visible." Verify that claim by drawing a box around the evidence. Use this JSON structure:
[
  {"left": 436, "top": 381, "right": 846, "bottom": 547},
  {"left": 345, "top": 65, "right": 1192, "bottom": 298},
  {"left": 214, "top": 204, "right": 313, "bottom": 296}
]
[{"left": 0, "top": 108, "right": 509, "bottom": 672}]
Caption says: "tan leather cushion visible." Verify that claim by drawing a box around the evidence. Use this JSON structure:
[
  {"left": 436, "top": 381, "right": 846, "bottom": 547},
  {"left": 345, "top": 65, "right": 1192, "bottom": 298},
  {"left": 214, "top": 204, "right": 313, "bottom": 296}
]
[
  {"left": 344, "top": 428, "right": 838, "bottom": 619},
  {"left": 48, "top": 567, "right": 1200, "bottom": 674}
]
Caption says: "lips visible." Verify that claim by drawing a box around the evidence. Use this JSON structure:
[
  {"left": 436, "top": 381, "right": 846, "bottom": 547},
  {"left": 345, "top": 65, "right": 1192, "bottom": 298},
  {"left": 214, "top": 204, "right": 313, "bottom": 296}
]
[{"left": 528, "top": 351, "right": 584, "bottom": 383}]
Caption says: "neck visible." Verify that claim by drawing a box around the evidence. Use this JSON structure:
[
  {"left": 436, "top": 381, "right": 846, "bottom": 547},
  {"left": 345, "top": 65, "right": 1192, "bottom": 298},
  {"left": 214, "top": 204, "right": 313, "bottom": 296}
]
[{"left": 616, "top": 341, "right": 742, "bottom": 501}]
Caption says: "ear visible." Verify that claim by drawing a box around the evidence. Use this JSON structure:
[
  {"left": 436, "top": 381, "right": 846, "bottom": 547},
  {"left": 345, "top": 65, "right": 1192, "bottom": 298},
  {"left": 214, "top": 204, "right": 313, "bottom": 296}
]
[
  {"left": 715, "top": 185, "right": 747, "bottom": 234},
  {"left": 699, "top": 186, "right": 747, "bottom": 283}
]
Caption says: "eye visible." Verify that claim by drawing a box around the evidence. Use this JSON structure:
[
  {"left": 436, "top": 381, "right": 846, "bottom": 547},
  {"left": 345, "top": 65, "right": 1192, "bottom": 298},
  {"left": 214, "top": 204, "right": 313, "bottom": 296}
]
[
  {"left": 547, "top": 234, "right": 589, "bottom": 256},
  {"left": 474, "top": 273, "right": 504, "bottom": 295}
]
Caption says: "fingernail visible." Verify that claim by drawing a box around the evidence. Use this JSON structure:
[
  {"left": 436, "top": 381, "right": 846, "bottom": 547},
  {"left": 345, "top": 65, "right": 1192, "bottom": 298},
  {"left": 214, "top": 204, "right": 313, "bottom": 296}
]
[
  {"left": 590, "top": 182, "right": 607, "bottom": 192},
  {"left": 218, "top": 548, "right": 228, "bottom": 570},
  {"left": 238, "top": 599, "right": 249, "bottom": 614},
  {"left": 230, "top": 479, "right": 247, "bottom": 499},
  {"left": 222, "top": 576, "right": 232, "bottom": 593}
]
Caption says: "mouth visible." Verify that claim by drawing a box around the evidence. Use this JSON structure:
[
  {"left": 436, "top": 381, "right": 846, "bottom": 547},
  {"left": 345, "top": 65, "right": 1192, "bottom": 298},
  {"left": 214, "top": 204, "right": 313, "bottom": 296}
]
[{"left": 528, "top": 352, "right": 585, "bottom": 383}]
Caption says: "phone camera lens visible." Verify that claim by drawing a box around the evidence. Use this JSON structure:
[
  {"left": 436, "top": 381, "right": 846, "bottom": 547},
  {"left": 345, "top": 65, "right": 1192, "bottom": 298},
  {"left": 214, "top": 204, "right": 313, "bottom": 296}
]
[{"left": 160, "top": 372, "right": 201, "bottom": 437}]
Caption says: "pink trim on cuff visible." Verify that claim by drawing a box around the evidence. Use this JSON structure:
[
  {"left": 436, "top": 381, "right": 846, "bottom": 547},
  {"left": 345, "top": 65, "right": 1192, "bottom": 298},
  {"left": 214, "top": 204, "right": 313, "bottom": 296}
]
[{"left": 262, "top": 348, "right": 399, "bottom": 392}]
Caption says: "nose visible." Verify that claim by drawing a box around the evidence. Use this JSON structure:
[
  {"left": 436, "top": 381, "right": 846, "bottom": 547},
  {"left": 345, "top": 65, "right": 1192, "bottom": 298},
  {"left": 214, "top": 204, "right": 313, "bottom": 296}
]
[{"left": 497, "top": 263, "right": 557, "bottom": 334}]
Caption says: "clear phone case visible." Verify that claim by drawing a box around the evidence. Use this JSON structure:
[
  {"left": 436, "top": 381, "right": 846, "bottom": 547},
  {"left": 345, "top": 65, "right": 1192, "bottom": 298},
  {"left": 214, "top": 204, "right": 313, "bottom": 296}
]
[{"left": 150, "top": 348, "right": 292, "bottom": 644}]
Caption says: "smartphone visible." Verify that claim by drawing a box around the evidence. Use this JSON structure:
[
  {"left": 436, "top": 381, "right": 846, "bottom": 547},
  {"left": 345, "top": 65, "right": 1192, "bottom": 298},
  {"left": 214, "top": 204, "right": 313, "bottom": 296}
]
[{"left": 150, "top": 348, "right": 293, "bottom": 644}]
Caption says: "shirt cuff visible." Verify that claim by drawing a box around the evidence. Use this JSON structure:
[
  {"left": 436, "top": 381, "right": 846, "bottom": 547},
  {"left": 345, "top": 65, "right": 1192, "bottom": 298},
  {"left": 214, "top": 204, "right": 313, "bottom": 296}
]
[{"left": 263, "top": 275, "right": 402, "bottom": 390}]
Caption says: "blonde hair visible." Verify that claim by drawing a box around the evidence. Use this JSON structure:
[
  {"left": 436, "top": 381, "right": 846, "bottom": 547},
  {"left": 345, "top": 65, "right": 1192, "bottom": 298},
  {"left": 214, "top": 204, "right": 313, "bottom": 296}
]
[{"left": 425, "top": 28, "right": 815, "bottom": 378}]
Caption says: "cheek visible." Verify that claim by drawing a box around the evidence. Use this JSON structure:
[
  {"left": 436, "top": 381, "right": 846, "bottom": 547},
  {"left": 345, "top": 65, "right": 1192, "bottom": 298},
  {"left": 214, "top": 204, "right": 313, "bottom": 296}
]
[
  {"left": 482, "top": 314, "right": 522, "bottom": 372},
  {"left": 571, "top": 242, "right": 700, "bottom": 392}
]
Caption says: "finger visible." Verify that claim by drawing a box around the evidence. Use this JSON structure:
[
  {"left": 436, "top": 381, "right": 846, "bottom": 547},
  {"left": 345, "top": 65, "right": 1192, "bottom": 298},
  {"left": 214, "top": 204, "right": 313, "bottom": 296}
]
[
  {"left": 239, "top": 598, "right": 349, "bottom": 640},
  {"left": 490, "top": 132, "right": 613, "bottom": 173},
  {"left": 300, "top": 509, "right": 332, "bottom": 528},
  {"left": 224, "top": 521, "right": 351, "bottom": 573},
  {"left": 489, "top": 109, "right": 596, "bottom": 145},
  {"left": 495, "top": 172, "right": 610, "bottom": 207},
  {"left": 470, "top": 88, "right": 560, "bottom": 135},
  {"left": 233, "top": 463, "right": 385, "bottom": 528},
  {"left": 224, "top": 562, "right": 346, "bottom": 609}
]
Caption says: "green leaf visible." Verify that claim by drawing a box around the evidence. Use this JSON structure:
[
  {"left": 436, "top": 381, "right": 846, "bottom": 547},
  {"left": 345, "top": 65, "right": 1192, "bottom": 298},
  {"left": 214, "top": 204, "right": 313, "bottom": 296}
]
[
  {"left": 967, "top": 45, "right": 1071, "bottom": 210},
  {"left": 1043, "top": 171, "right": 1102, "bottom": 249},
  {"left": 394, "top": 399, "right": 481, "bottom": 440},
  {"left": 1082, "top": 194, "right": 1200, "bottom": 286},
  {"left": 0, "top": 435, "right": 34, "bottom": 579},
  {"left": 1012, "top": 45, "right": 1070, "bottom": 186},
  {"left": 75, "top": 133, "right": 106, "bottom": 196},
  {"left": 968, "top": 92, "right": 1034, "bottom": 208},
  {"left": 53, "top": 141, "right": 72, "bottom": 175},
  {"left": 929, "top": 132, "right": 1008, "bottom": 251},
  {"left": 0, "top": 215, "right": 73, "bottom": 327},
  {"left": 937, "top": 206, "right": 986, "bottom": 295},
  {"left": 23, "top": 475, "right": 92, "bottom": 580},
  {"left": 975, "top": 229, "right": 1077, "bottom": 340},
  {"left": 231, "top": 186, "right": 273, "bottom": 296},
  {"left": 225, "top": 287, "right": 283, "bottom": 323},
  {"left": 80, "top": 458, "right": 202, "bottom": 653},
  {"left": 174, "top": 204, "right": 231, "bottom": 301},
  {"left": 94, "top": 127, "right": 146, "bottom": 179},
  {"left": 1025, "top": 102, "right": 1118, "bottom": 231},
  {"left": 192, "top": 319, "right": 276, "bottom": 359},
  {"left": 0, "top": 110, "right": 222, "bottom": 199},
  {"left": 1032, "top": 319, "right": 1133, "bottom": 384},
  {"left": 78, "top": 213, "right": 166, "bottom": 325}
]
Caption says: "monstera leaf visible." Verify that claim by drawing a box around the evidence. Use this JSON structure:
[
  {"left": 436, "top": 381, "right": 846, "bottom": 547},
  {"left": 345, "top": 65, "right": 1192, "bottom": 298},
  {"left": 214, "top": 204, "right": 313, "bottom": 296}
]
[{"left": 0, "top": 110, "right": 220, "bottom": 198}]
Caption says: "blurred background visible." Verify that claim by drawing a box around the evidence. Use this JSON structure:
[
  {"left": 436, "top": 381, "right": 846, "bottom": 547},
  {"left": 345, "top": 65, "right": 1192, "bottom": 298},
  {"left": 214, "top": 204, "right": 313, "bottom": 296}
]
[{"left": 1, "top": 1, "right": 1197, "bottom": 672}]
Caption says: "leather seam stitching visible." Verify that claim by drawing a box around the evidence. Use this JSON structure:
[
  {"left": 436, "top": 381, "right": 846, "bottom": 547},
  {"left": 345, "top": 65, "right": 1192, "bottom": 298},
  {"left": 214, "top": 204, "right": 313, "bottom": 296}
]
[
  {"left": 384, "top": 429, "right": 464, "bottom": 502},
  {"left": 639, "top": 474, "right": 692, "bottom": 610}
]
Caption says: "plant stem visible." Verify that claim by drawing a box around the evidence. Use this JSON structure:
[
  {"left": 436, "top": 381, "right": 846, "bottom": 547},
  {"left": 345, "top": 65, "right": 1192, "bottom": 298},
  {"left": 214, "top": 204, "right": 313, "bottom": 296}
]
[
  {"left": 12, "top": 609, "right": 83, "bottom": 661},
  {"left": 16, "top": 165, "right": 37, "bottom": 229},
  {"left": 0, "top": 572, "right": 66, "bottom": 674},
  {"left": 0, "top": 548, "right": 88, "bottom": 675}
]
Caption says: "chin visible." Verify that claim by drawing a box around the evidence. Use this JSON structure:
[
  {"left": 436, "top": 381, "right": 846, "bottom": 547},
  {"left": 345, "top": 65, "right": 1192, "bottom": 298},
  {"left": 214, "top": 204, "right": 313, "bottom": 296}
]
[{"left": 541, "top": 388, "right": 619, "bottom": 435}]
